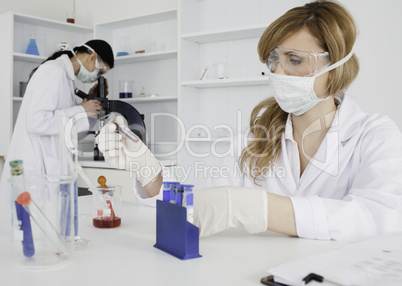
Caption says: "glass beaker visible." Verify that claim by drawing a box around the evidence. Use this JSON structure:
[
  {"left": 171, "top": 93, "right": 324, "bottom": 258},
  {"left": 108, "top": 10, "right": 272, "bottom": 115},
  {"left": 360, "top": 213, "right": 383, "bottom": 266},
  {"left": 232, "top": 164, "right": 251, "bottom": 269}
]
[
  {"left": 214, "top": 63, "right": 228, "bottom": 79},
  {"left": 9, "top": 175, "right": 76, "bottom": 269},
  {"left": 116, "top": 37, "right": 130, "bottom": 57},
  {"left": 92, "top": 185, "right": 122, "bottom": 228},
  {"left": 66, "top": 12, "right": 75, "bottom": 24},
  {"left": 119, "top": 80, "right": 134, "bottom": 98}
]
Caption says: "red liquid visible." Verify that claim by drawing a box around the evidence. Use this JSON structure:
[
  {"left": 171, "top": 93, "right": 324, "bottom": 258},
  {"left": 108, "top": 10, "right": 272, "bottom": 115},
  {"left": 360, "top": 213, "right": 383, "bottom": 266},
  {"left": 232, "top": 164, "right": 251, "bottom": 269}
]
[
  {"left": 93, "top": 217, "right": 121, "bottom": 228},
  {"left": 93, "top": 199, "right": 120, "bottom": 228}
]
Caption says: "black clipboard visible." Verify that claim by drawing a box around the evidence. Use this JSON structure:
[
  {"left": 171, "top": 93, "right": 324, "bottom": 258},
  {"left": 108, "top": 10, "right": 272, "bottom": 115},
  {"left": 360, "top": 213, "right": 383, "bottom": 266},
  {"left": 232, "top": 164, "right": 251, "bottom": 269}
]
[{"left": 261, "top": 275, "right": 290, "bottom": 286}]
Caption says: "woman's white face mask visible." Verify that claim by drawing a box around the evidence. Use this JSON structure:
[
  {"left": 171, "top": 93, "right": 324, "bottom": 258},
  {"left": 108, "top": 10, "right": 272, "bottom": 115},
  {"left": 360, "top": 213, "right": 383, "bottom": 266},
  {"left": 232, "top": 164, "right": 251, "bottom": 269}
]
[
  {"left": 71, "top": 44, "right": 100, "bottom": 83},
  {"left": 75, "top": 55, "right": 99, "bottom": 83},
  {"left": 267, "top": 49, "right": 354, "bottom": 116}
]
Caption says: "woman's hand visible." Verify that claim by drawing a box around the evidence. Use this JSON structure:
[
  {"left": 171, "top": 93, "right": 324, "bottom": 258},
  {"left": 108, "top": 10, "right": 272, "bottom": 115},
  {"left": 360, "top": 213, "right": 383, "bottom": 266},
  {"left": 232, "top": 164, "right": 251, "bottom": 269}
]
[{"left": 80, "top": 98, "right": 102, "bottom": 117}]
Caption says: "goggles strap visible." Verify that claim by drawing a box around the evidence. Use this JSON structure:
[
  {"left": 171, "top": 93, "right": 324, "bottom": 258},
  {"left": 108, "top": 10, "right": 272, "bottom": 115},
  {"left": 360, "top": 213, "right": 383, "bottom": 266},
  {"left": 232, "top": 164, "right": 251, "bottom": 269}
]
[{"left": 314, "top": 48, "right": 354, "bottom": 78}]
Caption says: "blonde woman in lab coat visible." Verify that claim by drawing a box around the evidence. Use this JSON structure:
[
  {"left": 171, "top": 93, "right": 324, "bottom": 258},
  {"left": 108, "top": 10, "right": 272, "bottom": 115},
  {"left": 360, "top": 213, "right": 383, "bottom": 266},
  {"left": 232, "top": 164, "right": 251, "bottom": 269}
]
[
  {"left": 97, "top": 1, "right": 402, "bottom": 242},
  {"left": 0, "top": 40, "right": 114, "bottom": 205}
]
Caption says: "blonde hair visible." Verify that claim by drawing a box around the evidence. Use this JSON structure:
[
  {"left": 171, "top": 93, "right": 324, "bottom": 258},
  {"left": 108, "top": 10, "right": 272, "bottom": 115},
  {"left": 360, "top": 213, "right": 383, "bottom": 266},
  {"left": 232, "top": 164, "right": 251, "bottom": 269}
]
[{"left": 240, "top": 0, "right": 360, "bottom": 183}]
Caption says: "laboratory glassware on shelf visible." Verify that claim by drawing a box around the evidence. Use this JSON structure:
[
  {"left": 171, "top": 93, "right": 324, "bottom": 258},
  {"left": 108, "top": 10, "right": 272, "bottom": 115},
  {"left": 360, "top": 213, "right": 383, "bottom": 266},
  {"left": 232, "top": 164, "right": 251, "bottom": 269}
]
[
  {"left": 116, "top": 37, "right": 130, "bottom": 57},
  {"left": 26, "top": 38, "right": 39, "bottom": 56},
  {"left": 119, "top": 80, "right": 134, "bottom": 98}
]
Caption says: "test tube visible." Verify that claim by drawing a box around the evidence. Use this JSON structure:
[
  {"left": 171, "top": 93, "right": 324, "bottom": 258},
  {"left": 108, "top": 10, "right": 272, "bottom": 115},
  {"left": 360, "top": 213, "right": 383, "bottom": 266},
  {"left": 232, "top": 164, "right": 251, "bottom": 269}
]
[
  {"left": 58, "top": 190, "right": 70, "bottom": 238},
  {"left": 112, "top": 122, "right": 139, "bottom": 143},
  {"left": 182, "top": 185, "right": 194, "bottom": 223},
  {"left": 162, "top": 182, "right": 171, "bottom": 202},
  {"left": 176, "top": 185, "right": 184, "bottom": 206},
  {"left": 14, "top": 201, "right": 35, "bottom": 257},
  {"left": 16, "top": 192, "right": 69, "bottom": 255},
  {"left": 170, "top": 182, "right": 179, "bottom": 204}
]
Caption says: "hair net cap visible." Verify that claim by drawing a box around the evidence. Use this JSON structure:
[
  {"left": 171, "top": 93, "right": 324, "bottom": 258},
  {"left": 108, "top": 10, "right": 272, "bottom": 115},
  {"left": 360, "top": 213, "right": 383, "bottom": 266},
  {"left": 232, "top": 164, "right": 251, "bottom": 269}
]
[{"left": 85, "top": 39, "right": 114, "bottom": 69}]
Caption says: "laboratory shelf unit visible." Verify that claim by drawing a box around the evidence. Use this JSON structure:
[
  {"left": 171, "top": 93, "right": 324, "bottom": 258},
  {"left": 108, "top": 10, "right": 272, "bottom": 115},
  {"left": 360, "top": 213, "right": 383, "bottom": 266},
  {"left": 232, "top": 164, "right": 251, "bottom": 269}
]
[
  {"left": 13, "top": 52, "right": 46, "bottom": 63},
  {"left": 114, "top": 50, "right": 177, "bottom": 64},
  {"left": 13, "top": 12, "right": 92, "bottom": 34},
  {"left": 184, "top": 138, "right": 231, "bottom": 143},
  {"left": 181, "top": 25, "right": 267, "bottom": 44},
  {"left": 93, "top": 9, "right": 179, "bottom": 161},
  {"left": 0, "top": 11, "right": 93, "bottom": 156},
  {"left": 95, "top": 9, "right": 177, "bottom": 30},
  {"left": 181, "top": 76, "right": 269, "bottom": 88},
  {"left": 119, "top": 95, "right": 178, "bottom": 103}
]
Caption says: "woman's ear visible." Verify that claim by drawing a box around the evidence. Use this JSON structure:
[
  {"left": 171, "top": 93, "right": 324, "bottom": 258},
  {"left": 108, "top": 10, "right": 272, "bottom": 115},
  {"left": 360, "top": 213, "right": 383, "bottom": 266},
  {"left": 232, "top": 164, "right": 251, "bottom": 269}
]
[{"left": 88, "top": 52, "right": 98, "bottom": 64}]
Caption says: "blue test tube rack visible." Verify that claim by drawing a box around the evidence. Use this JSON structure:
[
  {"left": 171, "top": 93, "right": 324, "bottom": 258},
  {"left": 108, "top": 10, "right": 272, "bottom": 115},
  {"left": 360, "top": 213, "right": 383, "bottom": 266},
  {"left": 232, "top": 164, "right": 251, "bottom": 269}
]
[{"left": 154, "top": 199, "right": 201, "bottom": 260}]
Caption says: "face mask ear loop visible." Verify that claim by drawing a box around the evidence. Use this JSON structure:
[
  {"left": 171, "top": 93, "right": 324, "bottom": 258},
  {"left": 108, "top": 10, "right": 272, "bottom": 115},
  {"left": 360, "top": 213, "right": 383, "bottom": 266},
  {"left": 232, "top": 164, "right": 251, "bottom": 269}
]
[
  {"left": 71, "top": 48, "right": 84, "bottom": 67},
  {"left": 314, "top": 48, "right": 354, "bottom": 78}
]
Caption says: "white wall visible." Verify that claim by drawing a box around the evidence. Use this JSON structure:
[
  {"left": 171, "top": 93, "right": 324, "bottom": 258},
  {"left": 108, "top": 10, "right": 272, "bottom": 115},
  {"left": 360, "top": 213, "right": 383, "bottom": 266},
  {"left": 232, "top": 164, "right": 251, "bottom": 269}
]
[
  {"left": 339, "top": 0, "right": 402, "bottom": 128},
  {"left": 0, "top": 0, "right": 74, "bottom": 24},
  {"left": 75, "top": 0, "right": 178, "bottom": 27},
  {"left": 1, "top": 0, "right": 401, "bottom": 128},
  {"left": 0, "top": 0, "right": 178, "bottom": 27}
]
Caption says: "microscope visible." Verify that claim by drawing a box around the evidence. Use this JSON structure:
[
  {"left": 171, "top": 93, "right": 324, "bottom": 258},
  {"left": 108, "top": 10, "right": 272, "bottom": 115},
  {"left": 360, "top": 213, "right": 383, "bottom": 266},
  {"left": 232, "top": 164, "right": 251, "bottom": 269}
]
[{"left": 75, "top": 76, "right": 146, "bottom": 161}]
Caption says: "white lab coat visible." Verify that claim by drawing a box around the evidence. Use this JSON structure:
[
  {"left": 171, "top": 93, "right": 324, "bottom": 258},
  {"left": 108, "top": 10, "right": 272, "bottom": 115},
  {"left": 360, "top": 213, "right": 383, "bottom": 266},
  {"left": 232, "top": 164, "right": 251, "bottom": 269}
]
[
  {"left": 0, "top": 55, "right": 94, "bottom": 205},
  {"left": 133, "top": 94, "right": 402, "bottom": 242}
]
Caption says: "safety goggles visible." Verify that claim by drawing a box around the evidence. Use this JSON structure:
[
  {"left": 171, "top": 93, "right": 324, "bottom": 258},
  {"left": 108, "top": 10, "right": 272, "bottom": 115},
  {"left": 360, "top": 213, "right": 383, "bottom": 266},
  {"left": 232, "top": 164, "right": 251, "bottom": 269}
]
[
  {"left": 266, "top": 47, "right": 331, "bottom": 77},
  {"left": 75, "top": 44, "right": 109, "bottom": 76},
  {"left": 95, "top": 54, "right": 108, "bottom": 77}
]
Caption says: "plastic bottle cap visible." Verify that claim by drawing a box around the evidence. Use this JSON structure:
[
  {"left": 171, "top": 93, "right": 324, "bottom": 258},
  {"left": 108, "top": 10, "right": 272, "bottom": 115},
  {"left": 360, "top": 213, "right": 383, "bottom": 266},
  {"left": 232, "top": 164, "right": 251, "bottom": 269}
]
[{"left": 16, "top": 192, "right": 32, "bottom": 207}]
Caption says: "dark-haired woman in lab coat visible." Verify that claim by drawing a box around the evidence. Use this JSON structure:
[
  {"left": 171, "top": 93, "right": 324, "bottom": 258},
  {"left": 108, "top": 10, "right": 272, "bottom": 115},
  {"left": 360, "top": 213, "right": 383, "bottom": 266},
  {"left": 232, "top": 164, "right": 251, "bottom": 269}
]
[{"left": 0, "top": 40, "right": 114, "bottom": 205}]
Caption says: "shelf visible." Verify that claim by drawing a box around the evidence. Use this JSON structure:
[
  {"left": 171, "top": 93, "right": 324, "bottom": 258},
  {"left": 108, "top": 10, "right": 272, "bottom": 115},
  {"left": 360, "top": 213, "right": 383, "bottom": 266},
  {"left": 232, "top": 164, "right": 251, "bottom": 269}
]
[
  {"left": 14, "top": 12, "right": 92, "bottom": 33},
  {"left": 181, "top": 24, "right": 267, "bottom": 44},
  {"left": 184, "top": 138, "right": 231, "bottom": 143},
  {"left": 96, "top": 9, "right": 177, "bottom": 29},
  {"left": 79, "top": 160, "right": 110, "bottom": 169},
  {"left": 117, "top": 95, "right": 177, "bottom": 103},
  {"left": 12, "top": 97, "right": 24, "bottom": 101},
  {"left": 114, "top": 50, "right": 177, "bottom": 64},
  {"left": 147, "top": 141, "right": 178, "bottom": 145},
  {"left": 13, "top": 52, "right": 46, "bottom": 63},
  {"left": 79, "top": 157, "right": 177, "bottom": 169},
  {"left": 181, "top": 77, "right": 269, "bottom": 88}
]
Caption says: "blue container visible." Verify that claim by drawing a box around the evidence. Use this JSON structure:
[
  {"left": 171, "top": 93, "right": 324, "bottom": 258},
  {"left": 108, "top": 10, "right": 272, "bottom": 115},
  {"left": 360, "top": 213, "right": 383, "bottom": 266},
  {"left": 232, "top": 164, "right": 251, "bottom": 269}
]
[
  {"left": 26, "top": 39, "right": 39, "bottom": 56},
  {"left": 116, "top": 52, "right": 129, "bottom": 57},
  {"left": 154, "top": 200, "right": 201, "bottom": 260}
]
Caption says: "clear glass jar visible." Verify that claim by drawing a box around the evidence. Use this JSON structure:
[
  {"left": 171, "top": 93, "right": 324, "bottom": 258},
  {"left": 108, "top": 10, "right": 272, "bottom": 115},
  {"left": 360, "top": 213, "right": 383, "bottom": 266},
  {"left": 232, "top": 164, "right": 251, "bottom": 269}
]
[{"left": 92, "top": 185, "right": 122, "bottom": 228}]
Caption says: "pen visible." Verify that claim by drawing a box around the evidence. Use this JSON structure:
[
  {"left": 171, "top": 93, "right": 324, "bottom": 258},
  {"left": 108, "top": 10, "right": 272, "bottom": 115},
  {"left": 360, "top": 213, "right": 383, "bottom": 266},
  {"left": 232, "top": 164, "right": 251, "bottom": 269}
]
[{"left": 301, "top": 273, "right": 343, "bottom": 286}]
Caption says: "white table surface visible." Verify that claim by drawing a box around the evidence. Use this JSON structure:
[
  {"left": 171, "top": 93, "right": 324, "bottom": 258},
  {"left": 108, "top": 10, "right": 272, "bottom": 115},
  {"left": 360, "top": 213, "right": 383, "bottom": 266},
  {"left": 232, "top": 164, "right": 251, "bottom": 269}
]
[{"left": 0, "top": 196, "right": 345, "bottom": 286}]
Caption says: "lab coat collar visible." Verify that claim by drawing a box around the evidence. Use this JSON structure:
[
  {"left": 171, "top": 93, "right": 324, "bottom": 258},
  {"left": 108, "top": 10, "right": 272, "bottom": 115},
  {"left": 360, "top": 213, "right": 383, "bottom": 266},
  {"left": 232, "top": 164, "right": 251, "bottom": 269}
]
[
  {"left": 334, "top": 93, "right": 367, "bottom": 142},
  {"left": 288, "top": 93, "right": 368, "bottom": 192},
  {"left": 284, "top": 114, "right": 295, "bottom": 142},
  {"left": 59, "top": 54, "right": 76, "bottom": 81}
]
